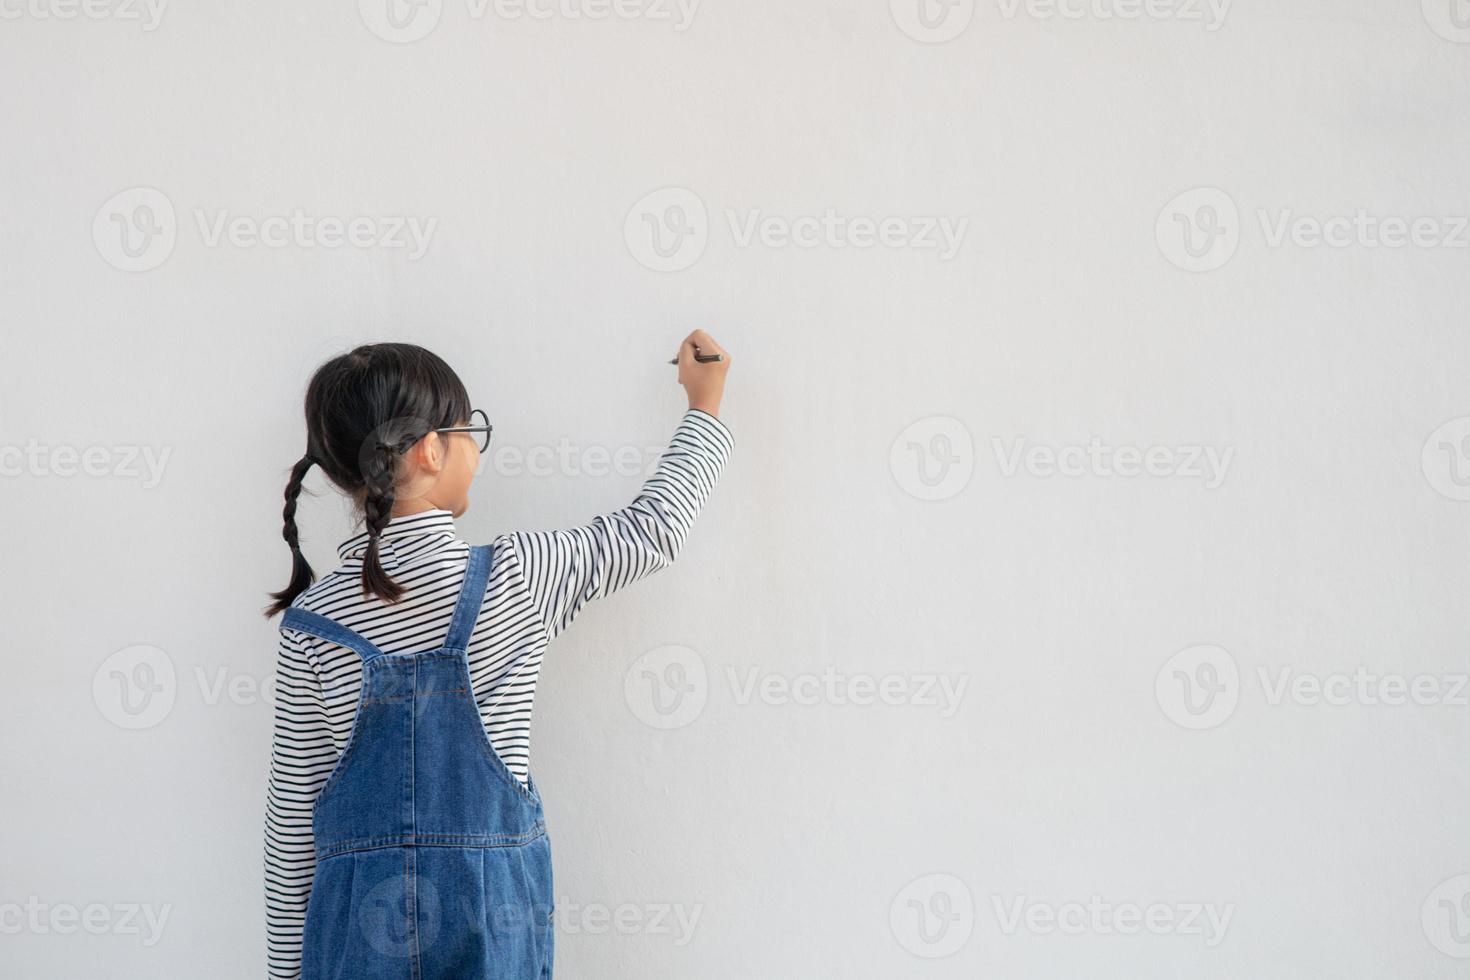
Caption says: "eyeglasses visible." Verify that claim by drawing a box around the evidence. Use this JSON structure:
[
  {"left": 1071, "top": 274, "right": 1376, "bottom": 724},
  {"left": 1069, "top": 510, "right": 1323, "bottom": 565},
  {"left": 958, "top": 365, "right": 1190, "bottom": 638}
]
[{"left": 434, "top": 408, "right": 493, "bottom": 453}]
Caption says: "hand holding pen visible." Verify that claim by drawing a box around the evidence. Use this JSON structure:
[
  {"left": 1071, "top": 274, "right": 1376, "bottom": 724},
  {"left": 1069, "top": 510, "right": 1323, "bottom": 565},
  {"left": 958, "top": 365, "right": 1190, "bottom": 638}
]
[{"left": 670, "top": 329, "right": 730, "bottom": 419}]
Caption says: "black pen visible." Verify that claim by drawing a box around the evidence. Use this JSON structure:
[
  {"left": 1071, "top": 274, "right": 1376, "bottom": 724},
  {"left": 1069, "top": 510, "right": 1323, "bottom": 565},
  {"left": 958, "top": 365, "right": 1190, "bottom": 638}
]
[{"left": 668, "top": 352, "right": 725, "bottom": 365}]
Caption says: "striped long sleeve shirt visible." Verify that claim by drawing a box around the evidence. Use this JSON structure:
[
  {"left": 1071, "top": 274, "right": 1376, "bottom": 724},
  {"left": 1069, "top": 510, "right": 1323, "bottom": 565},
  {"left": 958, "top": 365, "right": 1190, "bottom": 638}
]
[{"left": 263, "top": 408, "right": 733, "bottom": 979}]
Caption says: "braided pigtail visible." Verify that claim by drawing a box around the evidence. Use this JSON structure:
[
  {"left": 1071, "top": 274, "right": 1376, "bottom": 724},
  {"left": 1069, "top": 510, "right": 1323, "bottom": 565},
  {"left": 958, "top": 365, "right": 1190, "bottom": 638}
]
[
  {"left": 359, "top": 439, "right": 406, "bottom": 604},
  {"left": 264, "top": 454, "right": 318, "bottom": 617}
]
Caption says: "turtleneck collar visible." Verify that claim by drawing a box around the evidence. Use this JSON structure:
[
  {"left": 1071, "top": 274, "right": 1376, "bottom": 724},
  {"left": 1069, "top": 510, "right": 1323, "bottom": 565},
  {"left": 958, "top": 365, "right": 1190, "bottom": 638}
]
[{"left": 335, "top": 508, "right": 459, "bottom": 571}]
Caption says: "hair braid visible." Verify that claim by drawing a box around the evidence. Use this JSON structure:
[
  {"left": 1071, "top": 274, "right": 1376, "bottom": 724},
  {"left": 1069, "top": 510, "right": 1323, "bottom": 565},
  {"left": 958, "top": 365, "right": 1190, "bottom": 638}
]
[
  {"left": 264, "top": 454, "right": 317, "bottom": 616},
  {"left": 359, "top": 440, "right": 406, "bottom": 604}
]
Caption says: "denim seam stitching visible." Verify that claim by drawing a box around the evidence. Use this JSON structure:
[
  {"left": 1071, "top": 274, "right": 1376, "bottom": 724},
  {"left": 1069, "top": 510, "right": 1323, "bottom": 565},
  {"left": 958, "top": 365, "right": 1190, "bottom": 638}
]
[
  {"left": 310, "top": 680, "right": 370, "bottom": 816},
  {"left": 314, "top": 825, "right": 548, "bottom": 859},
  {"left": 361, "top": 688, "right": 467, "bottom": 706},
  {"left": 457, "top": 654, "right": 542, "bottom": 807},
  {"left": 407, "top": 658, "right": 421, "bottom": 980}
]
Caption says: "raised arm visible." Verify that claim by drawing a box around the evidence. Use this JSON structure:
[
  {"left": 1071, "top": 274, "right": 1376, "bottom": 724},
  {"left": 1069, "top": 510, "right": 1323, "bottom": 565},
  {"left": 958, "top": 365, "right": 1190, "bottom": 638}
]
[
  {"left": 263, "top": 629, "right": 333, "bottom": 980},
  {"left": 508, "top": 330, "right": 733, "bottom": 642}
]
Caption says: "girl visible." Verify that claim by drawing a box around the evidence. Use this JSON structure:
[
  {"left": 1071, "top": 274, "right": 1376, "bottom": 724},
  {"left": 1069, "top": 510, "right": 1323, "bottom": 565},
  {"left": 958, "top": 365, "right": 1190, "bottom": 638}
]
[{"left": 262, "top": 334, "right": 732, "bottom": 980}]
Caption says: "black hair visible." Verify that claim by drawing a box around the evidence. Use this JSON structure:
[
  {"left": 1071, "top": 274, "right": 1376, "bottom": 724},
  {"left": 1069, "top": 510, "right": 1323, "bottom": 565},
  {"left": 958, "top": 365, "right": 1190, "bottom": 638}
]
[{"left": 264, "top": 342, "right": 472, "bottom": 617}]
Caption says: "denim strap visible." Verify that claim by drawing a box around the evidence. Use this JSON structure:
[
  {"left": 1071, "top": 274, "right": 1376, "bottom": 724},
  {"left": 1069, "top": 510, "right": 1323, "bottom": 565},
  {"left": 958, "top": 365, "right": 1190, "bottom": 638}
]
[
  {"left": 443, "top": 544, "right": 493, "bottom": 652},
  {"left": 280, "top": 608, "right": 388, "bottom": 663}
]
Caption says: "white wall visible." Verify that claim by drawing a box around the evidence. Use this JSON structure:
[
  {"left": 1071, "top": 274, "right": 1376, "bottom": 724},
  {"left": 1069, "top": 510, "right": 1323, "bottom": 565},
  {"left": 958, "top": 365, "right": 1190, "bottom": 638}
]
[{"left": 3, "top": 1, "right": 1470, "bottom": 977}]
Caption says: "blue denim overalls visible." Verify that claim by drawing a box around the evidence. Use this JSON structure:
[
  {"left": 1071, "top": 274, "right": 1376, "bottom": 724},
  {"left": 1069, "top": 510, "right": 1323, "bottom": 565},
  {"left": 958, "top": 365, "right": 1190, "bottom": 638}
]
[{"left": 280, "top": 544, "right": 555, "bottom": 979}]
